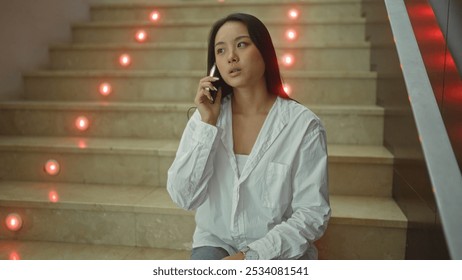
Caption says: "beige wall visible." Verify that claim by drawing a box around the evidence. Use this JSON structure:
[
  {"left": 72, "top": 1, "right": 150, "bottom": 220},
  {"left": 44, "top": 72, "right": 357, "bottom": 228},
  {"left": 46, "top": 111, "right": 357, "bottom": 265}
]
[
  {"left": 0, "top": 0, "right": 201, "bottom": 101},
  {"left": 0, "top": 0, "right": 98, "bottom": 100}
]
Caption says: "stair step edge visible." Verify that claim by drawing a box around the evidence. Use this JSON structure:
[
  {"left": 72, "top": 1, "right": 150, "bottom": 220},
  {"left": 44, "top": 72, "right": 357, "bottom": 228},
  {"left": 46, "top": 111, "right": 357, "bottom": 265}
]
[
  {"left": 90, "top": 0, "right": 363, "bottom": 9},
  {"left": 0, "top": 181, "right": 406, "bottom": 228},
  {"left": 0, "top": 240, "right": 190, "bottom": 260},
  {"left": 50, "top": 42, "right": 371, "bottom": 50},
  {"left": 0, "top": 101, "right": 384, "bottom": 115},
  {"left": 0, "top": 137, "right": 393, "bottom": 163},
  {"left": 23, "top": 70, "right": 378, "bottom": 78},
  {"left": 73, "top": 17, "right": 366, "bottom": 28}
]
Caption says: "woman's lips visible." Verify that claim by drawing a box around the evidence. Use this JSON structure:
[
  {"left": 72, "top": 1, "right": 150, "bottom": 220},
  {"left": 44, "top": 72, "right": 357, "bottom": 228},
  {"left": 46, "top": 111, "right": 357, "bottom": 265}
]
[{"left": 229, "top": 68, "right": 241, "bottom": 77}]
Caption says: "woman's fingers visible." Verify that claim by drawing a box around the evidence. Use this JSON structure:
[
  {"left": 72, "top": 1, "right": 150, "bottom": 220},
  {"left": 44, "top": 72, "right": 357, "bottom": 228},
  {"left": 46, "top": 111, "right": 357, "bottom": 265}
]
[
  {"left": 202, "top": 82, "right": 218, "bottom": 92},
  {"left": 200, "top": 78, "right": 219, "bottom": 91},
  {"left": 196, "top": 76, "right": 220, "bottom": 104},
  {"left": 202, "top": 91, "right": 214, "bottom": 104},
  {"left": 196, "top": 87, "right": 213, "bottom": 104},
  {"left": 193, "top": 76, "right": 222, "bottom": 125}
]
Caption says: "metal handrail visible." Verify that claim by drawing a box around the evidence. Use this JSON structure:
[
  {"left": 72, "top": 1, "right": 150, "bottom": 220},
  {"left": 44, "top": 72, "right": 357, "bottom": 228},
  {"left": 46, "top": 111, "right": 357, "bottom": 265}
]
[{"left": 385, "top": 0, "right": 462, "bottom": 260}]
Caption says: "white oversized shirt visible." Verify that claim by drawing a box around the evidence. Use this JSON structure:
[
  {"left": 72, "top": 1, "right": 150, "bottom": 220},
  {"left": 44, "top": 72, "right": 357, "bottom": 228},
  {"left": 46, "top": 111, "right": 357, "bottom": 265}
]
[{"left": 167, "top": 96, "right": 330, "bottom": 260}]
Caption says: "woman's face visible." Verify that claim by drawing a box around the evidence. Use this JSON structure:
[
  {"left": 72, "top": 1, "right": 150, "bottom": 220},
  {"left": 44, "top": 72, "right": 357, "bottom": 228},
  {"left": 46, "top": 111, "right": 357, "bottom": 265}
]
[{"left": 214, "top": 21, "right": 266, "bottom": 91}]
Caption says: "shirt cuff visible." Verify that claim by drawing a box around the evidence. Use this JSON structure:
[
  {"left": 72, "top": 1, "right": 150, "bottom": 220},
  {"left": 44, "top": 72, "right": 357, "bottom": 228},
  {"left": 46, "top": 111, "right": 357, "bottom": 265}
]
[{"left": 248, "top": 239, "right": 278, "bottom": 260}]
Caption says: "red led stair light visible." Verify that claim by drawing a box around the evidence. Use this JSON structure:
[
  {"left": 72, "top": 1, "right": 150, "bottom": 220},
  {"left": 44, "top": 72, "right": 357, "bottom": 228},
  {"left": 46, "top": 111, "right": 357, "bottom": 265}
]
[
  {"left": 78, "top": 139, "right": 88, "bottom": 149},
  {"left": 9, "top": 251, "right": 20, "bottom": 260},
  {"left": 288, "top": 9, "right": 299, "bottom": 20},
  {"left": 5, "top": 213, "right": 23, "bottom": 232},
  {"left": 45, "top": 159, "right": 60, "bottom": 176},
  {"left": 135, "top": 30, "right": 148, "bottom": 43},
  {"left": 286, "top": 29, "right": 297, "bottom": 41},
  {"left": 49, "top": 191, "right": 59, "bottom": 203},
  {"left": 281, "top": 53, "right": 295, "bottom": 67},
  {"left": 75, "top": 116, "right": 90, "bottom": 131},
  {"left": 119, "top": 53, "right": 131, "bottom": 67},
  {"left": 99, "top": 82, "right": 112, "bottom": 96},
  {"left": 150, "top": 11, "right": 160, "bottom": 22}
]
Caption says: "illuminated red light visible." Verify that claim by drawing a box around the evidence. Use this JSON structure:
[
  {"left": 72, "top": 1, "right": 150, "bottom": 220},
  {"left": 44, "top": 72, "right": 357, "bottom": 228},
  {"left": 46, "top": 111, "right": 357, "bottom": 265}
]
[
  {"left": 135, "top": 30, "right": 148, "bottom": 43},
  {"left": 281, "top": 54, "right": 295, "bottom": 67},
  {"left": 75, "top": 116, "right": 90, "bottom": 131},
  {"left": 286, "top": 29, "right": 297, "bottom": 41},
  {"left": 446, "top": 52, "right": 456, "bottom": 70},
  {"left": 288, "top": 9, "right": 299, "bottom": 19},
  {"left": 409, "top": 4, "right": 435, "bottom": 18},
  {"left": 9, "top": 251, "right": 20, "bottom": 260},
  {"left": 99, "top": 82, "right": 112, "bottom": 96},
  {"left": 150, "top": 11, "right": 160, "bottom": 22},
  {"left": 283, "top": 84, "right": 292, "bottom": 95},
  {"left": 5, "top": 213, "right": 23, "bottom": 232},
  {"left": 119, "top": 54, "right": 131, "bottom": 67},
  {"left": 45, "top": 159, "right": 60, "bottom": 176},
  {"left": 429, "top": 27, "right": 444, "bottom": 41},
  {"left": 49, "top": 191, "right": 59, "bottom": 203},
  {"left": 430, "top": 53, "right": 447, "bottom": 69},
  {"left": 78, "top": 139, "right": 88, "bottom": 149}
]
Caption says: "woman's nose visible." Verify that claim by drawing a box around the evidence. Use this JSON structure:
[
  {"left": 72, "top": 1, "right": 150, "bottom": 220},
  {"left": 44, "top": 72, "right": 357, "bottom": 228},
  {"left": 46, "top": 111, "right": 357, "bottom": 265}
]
[{"left": 227, "top": 50, "right": 239, "bottom": 63}]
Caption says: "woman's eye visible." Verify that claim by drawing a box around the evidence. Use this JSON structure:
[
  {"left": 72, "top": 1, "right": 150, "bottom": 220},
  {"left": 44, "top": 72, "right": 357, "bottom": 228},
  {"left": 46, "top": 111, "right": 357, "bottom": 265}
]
[
  {"left": 216, "top": 48, "right": 224, "bottom": 55},
  {"left": 237, "top": 42, "right": 248, "bottom": 48}
]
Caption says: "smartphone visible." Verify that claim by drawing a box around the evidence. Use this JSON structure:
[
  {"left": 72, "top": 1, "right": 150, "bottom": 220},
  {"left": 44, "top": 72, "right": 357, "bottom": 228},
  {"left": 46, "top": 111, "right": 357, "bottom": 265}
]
[{"left": 208, "top": 64, "right": 219, "bottom": 103}]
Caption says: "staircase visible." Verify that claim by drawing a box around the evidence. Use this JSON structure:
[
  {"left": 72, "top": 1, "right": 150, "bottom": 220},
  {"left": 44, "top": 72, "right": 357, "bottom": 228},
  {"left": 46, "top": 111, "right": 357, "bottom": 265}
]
[{"left": 0, "top": 0, "right": 407, "bottom": 260}]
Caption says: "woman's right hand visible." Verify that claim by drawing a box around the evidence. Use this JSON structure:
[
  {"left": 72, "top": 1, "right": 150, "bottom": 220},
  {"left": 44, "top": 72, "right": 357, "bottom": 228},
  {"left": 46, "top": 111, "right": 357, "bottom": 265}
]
[{"left": 194, "top": 76, "right": 222, "bottom": 126}]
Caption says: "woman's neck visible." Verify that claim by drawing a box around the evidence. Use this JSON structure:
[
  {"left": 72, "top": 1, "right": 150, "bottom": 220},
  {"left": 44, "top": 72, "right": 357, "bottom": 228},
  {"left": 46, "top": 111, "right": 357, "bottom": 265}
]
[{"left": 231, "top": 85, "right": 276, "bottom": 115}]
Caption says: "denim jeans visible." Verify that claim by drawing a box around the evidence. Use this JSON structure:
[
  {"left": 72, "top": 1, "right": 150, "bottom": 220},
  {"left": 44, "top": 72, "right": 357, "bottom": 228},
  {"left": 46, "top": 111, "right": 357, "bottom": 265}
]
[
  {"left": 190, "top": 246, "right": 230, "bottom": 260},
  {"left": 190, "top": 246, "right": 314, "bottom": 260}
]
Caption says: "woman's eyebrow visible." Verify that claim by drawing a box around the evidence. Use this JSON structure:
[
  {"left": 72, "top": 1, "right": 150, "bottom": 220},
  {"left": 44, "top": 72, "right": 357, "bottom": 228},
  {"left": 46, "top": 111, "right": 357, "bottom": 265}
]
[{"left": 215, "top": 35, "right": 251, "bottom": 47}]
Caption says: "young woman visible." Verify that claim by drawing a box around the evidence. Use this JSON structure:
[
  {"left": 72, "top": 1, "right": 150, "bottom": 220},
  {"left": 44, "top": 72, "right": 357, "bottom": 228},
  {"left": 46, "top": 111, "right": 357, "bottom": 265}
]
[{"left": 167, "top": 13, "right": 330, "bottom": 260}]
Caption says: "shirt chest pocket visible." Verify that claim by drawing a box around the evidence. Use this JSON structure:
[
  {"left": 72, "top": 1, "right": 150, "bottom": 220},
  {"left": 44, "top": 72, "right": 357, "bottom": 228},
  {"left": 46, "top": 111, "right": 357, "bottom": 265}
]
[{"left": 262, "top": 162, "right": 291, "bottom": 209}]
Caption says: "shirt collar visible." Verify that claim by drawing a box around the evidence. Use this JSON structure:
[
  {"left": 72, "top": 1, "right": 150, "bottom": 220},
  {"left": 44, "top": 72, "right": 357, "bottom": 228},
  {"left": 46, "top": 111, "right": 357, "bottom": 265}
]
[{"left": 218, "top": 96, "right": 289, "bottom": 183}]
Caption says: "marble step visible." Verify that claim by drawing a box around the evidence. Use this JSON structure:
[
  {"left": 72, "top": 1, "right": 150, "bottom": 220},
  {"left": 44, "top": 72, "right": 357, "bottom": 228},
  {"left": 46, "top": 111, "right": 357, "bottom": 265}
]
[
  {"left": 89, "top": 0, "right": 362, "bottom": 22},
  {"left": 72, "top": 18, "right": 367, "bottom": 44},
  {"left": 0, "top": 101, "right": 384, "bottom": 145},
  {"left": 23, "top": 70, "right": 378, "bottom": 106},
  {"left": 49, "top": 42, "right": 371, "bottom": 72},
  {"left": 0, "top": 181, "right": 407, "bottom": 259},
  {"left": 0, "top": 137, "right": 393, "bottom": 197},
  {"left": 0, "top": 240, "right": 190, "bottom": 260},
  {"left": 0, "top": 182, "right": 195, "bottom": 253},
  {"left": 318, "top": 195, "right": 407, "bottom": 260}
]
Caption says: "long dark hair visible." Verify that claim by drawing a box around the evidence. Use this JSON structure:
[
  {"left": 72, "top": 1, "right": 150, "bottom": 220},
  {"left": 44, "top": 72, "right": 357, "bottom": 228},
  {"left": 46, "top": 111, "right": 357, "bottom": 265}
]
[{"left": 207, "top": 13, "right": 290, "bottom": 100}]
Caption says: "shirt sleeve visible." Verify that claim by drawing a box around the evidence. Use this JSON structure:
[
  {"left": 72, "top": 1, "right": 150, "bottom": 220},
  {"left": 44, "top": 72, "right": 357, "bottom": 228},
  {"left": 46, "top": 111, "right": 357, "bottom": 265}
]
[
  {"left": 166, "top": 110, "right": 222, "bottom": 211},
  {"left": 248, "top": 119, "right": 331, "bottom": 259}
]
